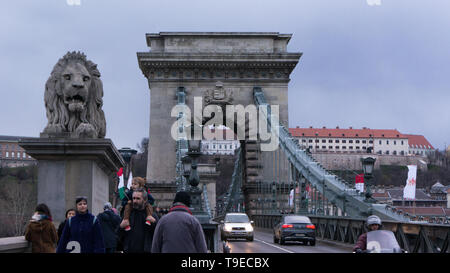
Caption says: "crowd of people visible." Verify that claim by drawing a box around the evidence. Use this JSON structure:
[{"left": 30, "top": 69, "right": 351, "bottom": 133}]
[{"left": 24, "top": 177, "right": 207, "bottom": 253}]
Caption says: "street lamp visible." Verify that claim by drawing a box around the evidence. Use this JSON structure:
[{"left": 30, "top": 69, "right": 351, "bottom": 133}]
[
  {"left": 117, "top": 147, "right": 137, "bottom": 207},
  {"left": 272, "top": 181, "right": 277, "bottom": 213},
  {"left": 361, "top": 156, "right": 376, "bottom": 203}
]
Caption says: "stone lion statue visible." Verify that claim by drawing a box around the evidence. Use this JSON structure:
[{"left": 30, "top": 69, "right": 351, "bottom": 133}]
[{"left": 43, "top": 51, "right": 106, "bottom": 138}]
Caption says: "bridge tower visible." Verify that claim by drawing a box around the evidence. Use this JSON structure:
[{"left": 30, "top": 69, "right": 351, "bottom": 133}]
[{"left": 137, "top": 32, "right": 302, "bottom": 208}]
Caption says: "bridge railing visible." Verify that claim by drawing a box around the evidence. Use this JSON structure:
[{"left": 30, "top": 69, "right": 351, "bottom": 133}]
[
  {"left": 0, "top": 236, "right": 31, "bottom": 253},
  {"left": 219, "top": 147, "right": 244, "bottom": 216},
  {"left": 252, "top": 214, "right": 450, "bottom": 253},
  {"left": 253, "top": 87, "right": 415, "bottom": 222}
]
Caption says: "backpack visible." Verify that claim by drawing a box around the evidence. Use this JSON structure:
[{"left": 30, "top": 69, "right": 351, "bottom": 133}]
[{"left": 68, "top": 215, "right": 97, "bottom": 227}]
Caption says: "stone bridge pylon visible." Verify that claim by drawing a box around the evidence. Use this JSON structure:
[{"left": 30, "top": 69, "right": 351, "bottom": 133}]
[{"left": 137, "top": 32, "right": 302, "bottom": 208}]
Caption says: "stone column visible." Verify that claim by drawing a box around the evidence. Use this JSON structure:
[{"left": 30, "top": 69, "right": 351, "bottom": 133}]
[{"left": 19, "top": 138, "right": 124, "bottom": 224}]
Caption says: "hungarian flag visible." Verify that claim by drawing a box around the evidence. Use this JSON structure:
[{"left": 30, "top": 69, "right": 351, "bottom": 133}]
[
  {"left": 355, "top": 173, "right": 364, "bottom": 193},
  {"left": 117, "top": 167, "right": 124, "bottom": 189}
]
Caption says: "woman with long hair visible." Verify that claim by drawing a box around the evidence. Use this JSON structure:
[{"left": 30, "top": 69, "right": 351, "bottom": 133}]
[{"left": 25, "top": 203, "right": 58, "bottom": 253}]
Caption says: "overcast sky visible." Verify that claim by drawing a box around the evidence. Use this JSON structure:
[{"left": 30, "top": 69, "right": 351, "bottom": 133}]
[{"left": 1, "top": 0, "right": 449, "bottom": 151}]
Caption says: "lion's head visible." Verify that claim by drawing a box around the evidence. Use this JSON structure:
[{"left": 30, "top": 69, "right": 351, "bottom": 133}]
[{"left": 43, "top": 51, "right": 106, "bottom": 138}]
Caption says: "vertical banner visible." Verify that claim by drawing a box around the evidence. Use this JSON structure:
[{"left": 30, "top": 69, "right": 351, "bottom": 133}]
[
  {"left": 289, "top": 189, "right": 294, "bottom": 207},
  {"left": 355, "top": 173, "right": 365, "bottom": 193},
  {"left": 403, "top": 165, "right": 417, "bottom": 200},
  {"left": 127, "top": 171, "right": 133, "bottom": 189}
]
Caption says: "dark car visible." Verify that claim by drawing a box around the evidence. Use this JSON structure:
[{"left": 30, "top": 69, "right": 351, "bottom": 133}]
[{"left": 273, "top": 215, "right": 316, "bottom": 246}]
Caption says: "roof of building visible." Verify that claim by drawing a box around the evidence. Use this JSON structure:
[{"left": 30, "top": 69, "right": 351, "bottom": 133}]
[
  {"left": 432, "top": 182, "right": 445, "bottom": 188},
  {"left": 372, "top": 192, "right": 390, "bottom": 199},
  {"left": 0, "top": 135, "right": 39, "bottom": 142},
  {"left": 0, "top": 135, "right": 28, "bottom": 142},
  {"left": 289, "top": 127, "right": 406, "bottom": 139},
  {"left": 430, "top": 182, "right": 450, "bottom": 194},
  {"left": 387, "top": 189, "right": 432, "bottom": 201},
  {"left": 402, "top": 134, "right": 434, "bottom": 150},
  {"left": 395, "top": 206, "right": 447, "bottom": 216}
]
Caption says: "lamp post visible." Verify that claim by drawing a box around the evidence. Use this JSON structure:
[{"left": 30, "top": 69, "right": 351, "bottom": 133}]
[
  {"left": 361, "top": 156, "right": 376, "bottom": 203},
  {"left": 117, "top": 147, "right": 137, "bottom": 207},
  {"left": 272, "top": 181, "right": 277, "bottom": 213},
  {"left": 182, "top": 137, "right": 220, "bottom": 252},
  {"left": 181, "top": 139, "right": 211, "bottom": 221}
]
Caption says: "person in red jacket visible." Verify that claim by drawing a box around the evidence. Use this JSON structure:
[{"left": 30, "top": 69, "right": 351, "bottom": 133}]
[{"left": 353, "top": 215, "right": 382, "bottom": 253}]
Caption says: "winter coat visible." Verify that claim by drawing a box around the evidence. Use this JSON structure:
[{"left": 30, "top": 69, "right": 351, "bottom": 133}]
[
  {"left": 119, "top": 208, "right": 159, "bottom": 253},
  {"left": 56, "top": 211, "right": 105, "bottom": 253},
  {"left": 25, "top": 218, "right": 58, "bottom": 253},
  {"left": 97, "top": 209, "right": 121, "bottom": 249},
  {"left": 57, "top": 220, "right": 67, "bottom": 243},
  {"left": 151, "top": 203, "right": 207, "bottom": 253},
  {"left": 353, "top": 232, "right": 368, "bottom": 251}
]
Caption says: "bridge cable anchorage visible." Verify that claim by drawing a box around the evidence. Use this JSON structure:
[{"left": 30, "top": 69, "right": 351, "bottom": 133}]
[{"left": 252, "top": 87, "right": 413, "bottom": 222}]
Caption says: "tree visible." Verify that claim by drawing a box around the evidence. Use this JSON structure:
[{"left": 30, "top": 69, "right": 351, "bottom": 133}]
[
  {"left": 0, "top": 180, "right": 36, "bottom": 237},
  {"left": 131, "top": 137, "right": 149, "bottom": 178}
]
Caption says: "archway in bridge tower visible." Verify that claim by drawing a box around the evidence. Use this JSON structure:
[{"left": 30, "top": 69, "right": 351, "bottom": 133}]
[{"left": 137, "top": 32, "right": 301, "bottom": 209}]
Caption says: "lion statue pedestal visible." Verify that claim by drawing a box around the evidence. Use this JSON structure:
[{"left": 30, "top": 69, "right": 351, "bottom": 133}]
[{"left": 19, "top": 52, "right": 124, "bottom": 224}]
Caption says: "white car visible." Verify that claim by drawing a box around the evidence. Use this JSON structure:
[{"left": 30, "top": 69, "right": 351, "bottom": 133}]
[{"left": 220, "top": 213, "right": 254, "bottom": 241}]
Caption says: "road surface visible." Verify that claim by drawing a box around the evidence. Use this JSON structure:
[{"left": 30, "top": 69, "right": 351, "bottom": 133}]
[{"left": 224, "top": 228, "right": 353, "bottom": 253}]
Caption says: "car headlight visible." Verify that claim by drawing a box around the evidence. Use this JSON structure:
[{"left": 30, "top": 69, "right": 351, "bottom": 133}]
[
  {"left": 224, "top": 224, "right": 232, "bottom": 232},
  {"left": 245, "top": 224, "right": 254, "bottom": 232}
]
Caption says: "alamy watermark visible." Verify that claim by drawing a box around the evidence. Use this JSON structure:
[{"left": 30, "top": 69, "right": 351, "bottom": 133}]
[{"left": 170, "top": 96, "right": 280, "bottom": 152}]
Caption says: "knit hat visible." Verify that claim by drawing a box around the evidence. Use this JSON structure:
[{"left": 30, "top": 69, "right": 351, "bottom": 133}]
[
  {"left": 103, "top": 202, "right": 112, "bottom": 211},
  {"left": 173, "top": 191, "right": 191, "bottom": 207}
]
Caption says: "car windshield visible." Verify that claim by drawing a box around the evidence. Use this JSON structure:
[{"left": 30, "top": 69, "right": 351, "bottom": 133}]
[
  {"left": 225, "top": 214, "right": 250, "bottom": 223},
  {"left": 284, "top": 216, "right": 311, "bottom": 224}
]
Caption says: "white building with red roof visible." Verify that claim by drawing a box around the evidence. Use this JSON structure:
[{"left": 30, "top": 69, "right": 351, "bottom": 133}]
[
  {"left": 403, "top": 134, "right": 435, "bottom": 156},
  {"left": 289, "top": 126, "right": 434, "bottom": 157}
]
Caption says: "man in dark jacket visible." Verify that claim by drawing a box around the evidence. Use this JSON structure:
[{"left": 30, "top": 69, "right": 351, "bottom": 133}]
[
  {"left": 97, "top": 202, "right": 121, "bottom": 253},
  {"left": 119, "top": 189, "right": 158, "bottom": 253},
  {"left": 151, "top": 191, "right": 207, "bottom": 253}
]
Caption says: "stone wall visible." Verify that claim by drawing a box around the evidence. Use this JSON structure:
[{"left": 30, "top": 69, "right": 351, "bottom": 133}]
[{"left": 311, "top": 152, "right": 429, "bottom": 171}]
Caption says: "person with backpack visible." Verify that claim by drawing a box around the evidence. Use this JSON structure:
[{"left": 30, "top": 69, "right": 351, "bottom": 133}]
[
  {"left": 97, "top": 202, "right": 121, "bottom": 253},
  {"left": 56, "top": 196, "right": 105, "bottom": 253}
]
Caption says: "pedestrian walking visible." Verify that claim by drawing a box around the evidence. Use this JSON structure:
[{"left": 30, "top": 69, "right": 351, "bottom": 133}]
[
  {"left": 119, "top": 189, "right": 158, "bottom": 253},
  {"left": 97, "top": 202, "right": 121, "bottom": 253},
  {"left": 25, "top": 203, "right": 58, "bottom": 253},
  {"left": 119, "top": 177, "right": 155, "bottom": 231},
  {"left": 57, "top": 208, "right": 76, "bottom": 244},
  {"left": 56, "top": 196, "right": 105, "bottom": 253},
  {"left": 151, "top": 191, "right": 207, "bottom": 253}
]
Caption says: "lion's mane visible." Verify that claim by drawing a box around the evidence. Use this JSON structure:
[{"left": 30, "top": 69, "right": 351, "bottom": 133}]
[{"left": 43, "top": 51, "right": 106, "bottom": 138}]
